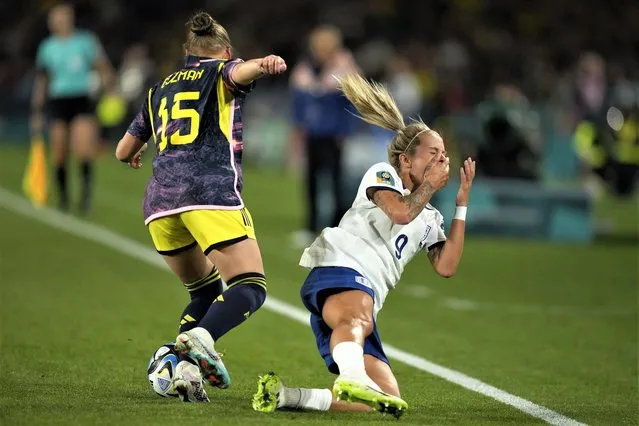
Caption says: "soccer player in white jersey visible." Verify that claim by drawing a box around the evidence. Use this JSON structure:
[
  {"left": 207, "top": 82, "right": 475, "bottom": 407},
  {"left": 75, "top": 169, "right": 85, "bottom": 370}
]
[{"left": 252, "top": 74, "right": 475, "bottom": 418}]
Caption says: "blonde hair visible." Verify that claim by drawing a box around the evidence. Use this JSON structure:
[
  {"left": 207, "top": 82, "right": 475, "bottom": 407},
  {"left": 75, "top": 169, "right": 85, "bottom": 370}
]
[
  {"left": 337, "top": 73, "right": 433, "bottom": 170},
  {"left": 184, "top": 12, "right": 232, "bottom": 55}
]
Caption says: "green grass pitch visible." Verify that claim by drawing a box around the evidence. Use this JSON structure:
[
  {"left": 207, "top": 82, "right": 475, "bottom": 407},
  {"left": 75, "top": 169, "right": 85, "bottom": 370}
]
[{"left": 0, "top": 144, "right": 636, "bottom": 425}]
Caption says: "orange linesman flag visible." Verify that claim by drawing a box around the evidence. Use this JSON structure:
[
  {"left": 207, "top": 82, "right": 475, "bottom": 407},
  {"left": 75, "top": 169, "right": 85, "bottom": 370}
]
[{"left": 22, "top": 134, "right": 48, "bottom": 207}]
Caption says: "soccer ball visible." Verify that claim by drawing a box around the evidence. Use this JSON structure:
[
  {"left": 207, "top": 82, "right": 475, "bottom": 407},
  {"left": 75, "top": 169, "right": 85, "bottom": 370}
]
[{"left": 147, "top": 342, "right": 179, "bottom": 398}]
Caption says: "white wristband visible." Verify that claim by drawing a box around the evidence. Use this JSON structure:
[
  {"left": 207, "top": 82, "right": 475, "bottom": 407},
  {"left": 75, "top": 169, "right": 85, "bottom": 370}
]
[{"left": 454, "top": 206, "right": 467, "bottom": 221}]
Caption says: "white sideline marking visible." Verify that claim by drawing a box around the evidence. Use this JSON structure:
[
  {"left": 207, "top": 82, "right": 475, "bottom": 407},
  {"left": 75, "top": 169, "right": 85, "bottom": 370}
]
[
  {"left": 442, "top": 297, "right": 480, "bottom": 311},
  {"left": 400, "top": 286, "right": 632, "bottom": 317},
  {"left": 401, "top": 284, "right": 435, "bottom": 299},
  {"left": 0, "top": 188, "right": 586, "bottom": 426}
]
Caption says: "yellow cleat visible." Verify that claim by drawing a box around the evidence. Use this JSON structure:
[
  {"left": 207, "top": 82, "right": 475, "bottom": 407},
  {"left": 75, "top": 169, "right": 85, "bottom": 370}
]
[
  {"left": 252, "top": 372, "right": 283, "bottom": 413},
  {"left": 333, "top": 377, "right": 408, "bottom": 419}
]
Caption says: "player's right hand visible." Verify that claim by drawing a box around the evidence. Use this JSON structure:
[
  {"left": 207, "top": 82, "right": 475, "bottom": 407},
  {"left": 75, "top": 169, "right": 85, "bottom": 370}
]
[
  {"left": 423, "top": 154, "right": 449, "bottom": 191},
  {"left": 456, "top": 157, "right": 476, "bottom": 206},
  {"left": 260, "top": 55, "right": 287, "bottom": 75},
  {"left": 129, "top": 143, "right": 148, "bottom": 169}
]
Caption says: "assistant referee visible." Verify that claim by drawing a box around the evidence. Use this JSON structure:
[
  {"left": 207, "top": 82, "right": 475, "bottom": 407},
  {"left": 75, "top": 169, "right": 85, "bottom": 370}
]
[{"left": 31, "top": 3, "right": 113, "bottom": 213}]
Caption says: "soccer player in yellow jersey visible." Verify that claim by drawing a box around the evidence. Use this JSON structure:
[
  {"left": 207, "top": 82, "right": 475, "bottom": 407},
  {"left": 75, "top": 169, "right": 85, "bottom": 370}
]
[{"left": 115, "top": 11, "right": 286, "bottom": 402}]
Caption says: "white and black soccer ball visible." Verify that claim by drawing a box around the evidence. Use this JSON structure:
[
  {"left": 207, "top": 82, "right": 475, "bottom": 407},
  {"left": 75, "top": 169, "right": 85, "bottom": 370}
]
[{"left": 147, "top": 342, "right": 179, "bottom": 398}]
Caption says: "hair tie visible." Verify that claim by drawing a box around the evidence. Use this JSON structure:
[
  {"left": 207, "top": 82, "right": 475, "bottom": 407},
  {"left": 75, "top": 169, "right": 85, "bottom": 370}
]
[{"left": 402, "top": 129, "right": 428, "bottom": 153}]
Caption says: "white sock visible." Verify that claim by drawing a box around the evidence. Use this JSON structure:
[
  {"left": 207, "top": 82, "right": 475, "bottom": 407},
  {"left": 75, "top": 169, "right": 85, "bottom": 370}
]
[
  {"left": 278, "top": 387, "right": 332, "bottom": 411},
  {"left": 332, "top": 341, "right": 382, "bottom": 391},
  {"left": 332, "top": 341, "right": 367, "bottom": 378}
]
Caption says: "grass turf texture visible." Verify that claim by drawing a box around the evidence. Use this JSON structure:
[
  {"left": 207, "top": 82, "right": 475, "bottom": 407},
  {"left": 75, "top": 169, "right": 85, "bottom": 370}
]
[{"left": 0, "top": 144, "right": 637, "bottom": 425}]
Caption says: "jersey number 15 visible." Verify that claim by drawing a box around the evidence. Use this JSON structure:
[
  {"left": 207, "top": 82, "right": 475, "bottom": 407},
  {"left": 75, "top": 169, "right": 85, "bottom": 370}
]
[{"left": 157, "top": 91, "right": 201, "bottom": 151}]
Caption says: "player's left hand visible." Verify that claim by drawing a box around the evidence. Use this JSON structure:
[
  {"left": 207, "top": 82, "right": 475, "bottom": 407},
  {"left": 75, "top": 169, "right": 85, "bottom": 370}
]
[
  {"left": 260, "top": 55, "right": 287, "bottom": 75},
  {"left": 129, "top": 143, "right": 148, "bottom": 169},
  {"left": 456, "top": 157, "right": 476, "bottom": 206}
]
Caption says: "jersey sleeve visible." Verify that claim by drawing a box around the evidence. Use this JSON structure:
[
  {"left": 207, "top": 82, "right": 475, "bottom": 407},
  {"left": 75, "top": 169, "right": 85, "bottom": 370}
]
[
  {"left": 221, "top": 59, "right": 256, "bottom": 96},
  {"left": 360, "top": 163, "right": 403, "bottom": 199},
  {"left": 126, "top": 90, "right": 153, "bottom": 142},
  {"left": 425, "top": 211, "right": 447, "bottom": 251}
]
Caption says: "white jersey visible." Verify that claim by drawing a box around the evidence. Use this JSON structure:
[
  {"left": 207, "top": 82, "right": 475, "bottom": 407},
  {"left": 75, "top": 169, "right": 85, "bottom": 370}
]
[{"left": 299, "top": 162, "right": 446, "bottom": 317}]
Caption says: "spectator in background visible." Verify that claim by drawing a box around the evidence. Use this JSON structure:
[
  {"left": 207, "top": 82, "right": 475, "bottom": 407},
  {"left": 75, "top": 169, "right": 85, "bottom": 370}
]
[
  {"left": 476, "top": 84, "right": 539, "bottom": 181},
  {"left": 117, "top": 43, "right": 155, "bottom": 121},
  {"left": 385, "top": 53, "right": 422, "bottom": 120},
  {"left": 113, "top": 43, "right": 155, "bottom": 141},
  {"left": 289, "top": 25, "right": 359, "bottom": 247},
  {"left": 574, "top": 53, "right": 608, "bottom": 123},
  {"left": 432, "top": 37, "right": 470, "bottom": 117},
  {"left": 406, "top": 42, "right": 438, "bottom": 122},
  {"left": 573, "top": 68, "right": 639, "bottom": 197},
  {"left": 97, "top": 43, "right": 156, "bottom": 152},
  {"left": 358, "top": 51, "right": 423, "bottom": 151},
  {"left": 31, "top": 3, "right": 113, "bottom": 213},
  {"left": 569, "top": 54, "right": 638, "bottom": 197}
]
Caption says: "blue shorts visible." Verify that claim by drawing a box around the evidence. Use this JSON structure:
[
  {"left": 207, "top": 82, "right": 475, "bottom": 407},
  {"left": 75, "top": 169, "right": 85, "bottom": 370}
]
[{"left": 300, "top": 266, "right": 390, "bottom": 374}]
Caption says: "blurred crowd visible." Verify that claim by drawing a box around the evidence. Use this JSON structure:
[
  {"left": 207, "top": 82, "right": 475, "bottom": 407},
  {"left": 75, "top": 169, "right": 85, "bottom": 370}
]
[
  {"left": 3, "top": 0, "right": 638, "bottom": 101},
  {"left": 2, "top": 0, "right": 638, "bottom": 197}
]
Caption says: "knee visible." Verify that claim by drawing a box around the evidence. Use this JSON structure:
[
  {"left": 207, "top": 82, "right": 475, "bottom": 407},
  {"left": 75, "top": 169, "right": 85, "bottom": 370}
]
[
  {"left": 322, "top": 291, "right": 375, "bottom": 335},
  {"left": 73, "top": 117, "right": 97, "bottom": 133},
  {"left": 50, "top": 128, "right": 67, "bottom": 145},
  {"left": 184, "top": 267, "right": 223, "bottom": 302},
  {"left": 50, "top": 135, "right": 67, "bottom": 160},
  {"left": 227, "top": 272, "right": 267, "bottom": 310},
  {"left": 335, "top": 312, "right": 374, "bottom": 336}
]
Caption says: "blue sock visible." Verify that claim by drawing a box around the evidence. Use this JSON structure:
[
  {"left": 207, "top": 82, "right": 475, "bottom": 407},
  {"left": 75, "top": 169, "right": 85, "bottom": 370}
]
[
  {"left": 177, "top": 267, "right": 223, "bottom": 363},
  {"left": 197, "top": 272, "right": 267, "bottom": 341}
]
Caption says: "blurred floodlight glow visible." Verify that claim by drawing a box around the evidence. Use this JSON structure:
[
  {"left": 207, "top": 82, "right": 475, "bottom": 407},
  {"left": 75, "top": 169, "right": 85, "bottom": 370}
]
[{"left": 606, "top": 106, "right": 624, "bottom": 131}]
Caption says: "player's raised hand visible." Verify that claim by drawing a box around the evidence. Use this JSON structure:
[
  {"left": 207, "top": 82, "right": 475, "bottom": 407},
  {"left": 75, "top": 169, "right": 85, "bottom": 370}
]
[
  {"left": 260, "top": 55, "right": 287, "bottom": 75},
  {"left": 456, "top": 157, "right": 476, "bottom": 206},
  {"left": 423, "top": 154, "right": 450, "bottom": 191},
  {"left": 129, "top": 143, "right": 148, "bottom": 169}
]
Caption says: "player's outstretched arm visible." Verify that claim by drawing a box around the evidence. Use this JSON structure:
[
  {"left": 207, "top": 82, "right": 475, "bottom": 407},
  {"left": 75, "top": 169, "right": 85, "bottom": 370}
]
[
  {"left": 231, "top": 55, "right": 287, "bottom": 86},
  {"left": 369, "top": 156, "right": 449, "bottom": 225},
  {"left": 428, "top": 158, "right": 476, "bottom": 277}
]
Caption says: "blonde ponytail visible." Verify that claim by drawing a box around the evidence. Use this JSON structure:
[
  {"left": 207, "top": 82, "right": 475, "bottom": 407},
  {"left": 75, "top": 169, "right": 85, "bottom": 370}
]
[
  {"left": 337, "top": 73, "right": 405, "bottom": 132},
  {"left": 337, "top": 73, "right": 432, "bottom": 170}
]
